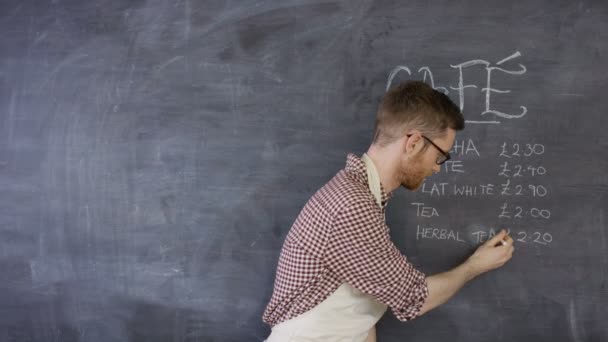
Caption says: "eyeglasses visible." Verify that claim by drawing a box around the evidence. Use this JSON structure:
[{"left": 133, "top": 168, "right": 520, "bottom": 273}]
[{"left": 406, "top": 134, "right": 451, "bottom": 165}]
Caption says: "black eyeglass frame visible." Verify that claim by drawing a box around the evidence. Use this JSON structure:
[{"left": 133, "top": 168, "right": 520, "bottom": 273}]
[{"left": 406, "top": 134, "right": 451, "bottom": 165}]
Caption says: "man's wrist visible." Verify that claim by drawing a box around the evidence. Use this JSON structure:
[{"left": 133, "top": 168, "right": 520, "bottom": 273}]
[{"left": 460, "top": 259, "right": 480, "bottom": 282}]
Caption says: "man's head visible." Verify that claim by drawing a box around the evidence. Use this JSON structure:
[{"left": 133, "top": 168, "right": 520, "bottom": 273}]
[
  {"left": 369, "top": 81, "right": 464, "bottom": 191},
  {"left": 373, "top": 81, "right": 464, "bottom": 145}
]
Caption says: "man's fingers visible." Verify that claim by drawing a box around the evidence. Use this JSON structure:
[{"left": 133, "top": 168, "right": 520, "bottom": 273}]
[
  {"left": 486, "top": 229, "right": 507, "bottom": 246},
  {"left": 499, "top": 236, "right": 514, "bottom": 248}
]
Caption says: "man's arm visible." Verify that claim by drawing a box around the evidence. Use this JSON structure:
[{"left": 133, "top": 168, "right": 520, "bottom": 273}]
[
  {"left": 418, "top": 230, "right": 514, "bottom": 316},
  {"left": 326, "top": 201, "right": 429, "bottom": 321}
]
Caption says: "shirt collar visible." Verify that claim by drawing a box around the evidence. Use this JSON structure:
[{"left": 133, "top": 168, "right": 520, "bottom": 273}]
[{"left": 345, "top": 153, "right": 392, "bottom": 207}]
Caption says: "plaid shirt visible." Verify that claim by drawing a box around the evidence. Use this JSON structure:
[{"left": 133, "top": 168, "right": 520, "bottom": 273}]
[{"left": 263, "top": 154, "right": 429, "bottom": 327}]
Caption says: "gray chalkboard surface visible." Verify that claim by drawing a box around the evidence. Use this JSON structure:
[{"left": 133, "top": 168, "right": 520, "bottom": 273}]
[{"left": 1, "top": 1, "right": 606, "bottom": 341}]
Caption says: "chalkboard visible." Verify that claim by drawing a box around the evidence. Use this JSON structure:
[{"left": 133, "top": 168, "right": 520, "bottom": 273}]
[{"left": 0, "top": 1, "right": 606, "bottom": 341}]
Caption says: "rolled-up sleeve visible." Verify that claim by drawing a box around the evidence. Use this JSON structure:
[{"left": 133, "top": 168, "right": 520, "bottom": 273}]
[{"left": 324, "top": 200, "right": 429, "bottom": 321}]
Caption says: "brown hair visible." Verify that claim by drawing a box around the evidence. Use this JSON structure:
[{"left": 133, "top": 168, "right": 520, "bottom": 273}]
[{"left": 372, "top": 81, "right": 464, "bottom": 146}]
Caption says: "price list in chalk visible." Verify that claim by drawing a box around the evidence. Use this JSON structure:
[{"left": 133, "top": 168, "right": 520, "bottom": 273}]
[
  {"left": 496, "top": 142, "right": 552, "bottom": 245},
  {"left": 412, "top": 139, "right": 553, "bottom": 246}
]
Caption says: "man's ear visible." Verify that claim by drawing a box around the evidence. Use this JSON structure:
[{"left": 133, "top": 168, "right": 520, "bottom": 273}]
[{"left": 404, "top": 131, "right": 424, "bottom": 157}]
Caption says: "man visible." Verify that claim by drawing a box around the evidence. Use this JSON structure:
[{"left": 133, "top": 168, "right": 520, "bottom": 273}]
[{"left": 262, "top": 81, "right": 514, "bottom": 341}]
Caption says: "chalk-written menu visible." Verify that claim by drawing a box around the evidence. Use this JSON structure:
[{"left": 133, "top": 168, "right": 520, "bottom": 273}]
[
  {"left": 389, "top": 52, "right": 553, "bottom": 247},
  {"left": 412, "top": 139, "right": 553, "bottom": 246}
]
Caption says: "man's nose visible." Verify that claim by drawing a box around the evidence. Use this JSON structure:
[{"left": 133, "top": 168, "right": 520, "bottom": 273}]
[{"left": 432, "top": 164, "right": 441, "bottom": 174}]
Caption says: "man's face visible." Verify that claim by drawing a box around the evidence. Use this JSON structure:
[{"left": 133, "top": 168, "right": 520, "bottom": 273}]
[{"left": 399, "top": 129, "right": 456, "bottom": 190}]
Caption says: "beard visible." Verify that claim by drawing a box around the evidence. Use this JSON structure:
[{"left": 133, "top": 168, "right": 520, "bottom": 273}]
[{"left": 399, "top": 155, "right": 431, "bottom": 190}]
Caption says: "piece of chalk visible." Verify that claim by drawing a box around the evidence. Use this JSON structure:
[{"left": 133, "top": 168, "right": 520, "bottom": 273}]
[{"left": 500, "top": 239, "right": 508, "bottom": 246}]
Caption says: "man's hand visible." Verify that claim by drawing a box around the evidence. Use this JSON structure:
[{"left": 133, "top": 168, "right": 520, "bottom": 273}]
[
  {"left": 465, "top": 229, "right": 514, "bottom": 279},
  {"left": 419, "top": 229, "right": 515, "bottom": 316}
]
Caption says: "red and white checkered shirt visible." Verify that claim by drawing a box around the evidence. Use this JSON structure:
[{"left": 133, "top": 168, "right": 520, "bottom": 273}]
[{"left": 263, "top": 154, "right": 429, "bottom": 327}]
